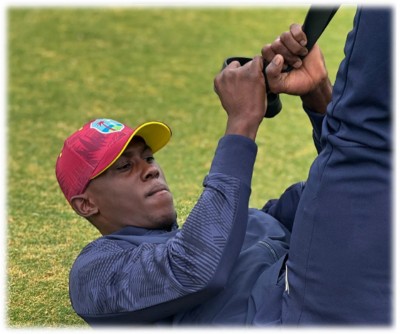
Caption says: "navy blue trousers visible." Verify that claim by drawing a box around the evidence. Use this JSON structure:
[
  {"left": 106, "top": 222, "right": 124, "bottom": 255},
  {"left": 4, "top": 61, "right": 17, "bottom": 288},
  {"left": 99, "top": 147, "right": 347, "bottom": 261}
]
[{"left": 282, "top": 8, "right": 392, "bottom": 324}]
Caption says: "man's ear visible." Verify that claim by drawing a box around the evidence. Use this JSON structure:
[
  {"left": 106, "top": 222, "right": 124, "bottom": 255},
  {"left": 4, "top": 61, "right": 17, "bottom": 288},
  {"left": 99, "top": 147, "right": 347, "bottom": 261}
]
[{"left": 70, "top": 194, "right": 99, "bottom": 218}]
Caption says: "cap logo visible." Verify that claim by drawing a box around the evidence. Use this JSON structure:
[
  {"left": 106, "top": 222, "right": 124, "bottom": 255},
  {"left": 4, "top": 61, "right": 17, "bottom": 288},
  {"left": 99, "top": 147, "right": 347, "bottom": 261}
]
[{"left": 90, "top": 119, "right": 125, "bottom": 134}]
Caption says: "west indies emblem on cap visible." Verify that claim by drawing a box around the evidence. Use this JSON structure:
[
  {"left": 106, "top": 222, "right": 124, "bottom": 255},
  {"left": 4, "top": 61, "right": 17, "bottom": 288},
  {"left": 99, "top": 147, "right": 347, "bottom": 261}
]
[
  {"left": 55, "top": 118, "right": 172, "bottom": 204},
  {"left": 90, "top": 119, "right": 125, "bottom": 134}
]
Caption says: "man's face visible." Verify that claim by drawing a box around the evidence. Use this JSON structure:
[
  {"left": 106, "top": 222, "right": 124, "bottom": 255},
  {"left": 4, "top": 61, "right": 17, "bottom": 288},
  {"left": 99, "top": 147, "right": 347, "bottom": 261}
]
[{"left": 85, "top": 137, "right": 176, "bottom": 232}]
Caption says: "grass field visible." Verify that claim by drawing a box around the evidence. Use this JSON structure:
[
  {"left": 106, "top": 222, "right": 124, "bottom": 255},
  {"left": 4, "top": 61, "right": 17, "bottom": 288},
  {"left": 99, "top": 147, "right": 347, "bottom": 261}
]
[{"left": 7, "top": 6, "right": 356, "bottom": 327}]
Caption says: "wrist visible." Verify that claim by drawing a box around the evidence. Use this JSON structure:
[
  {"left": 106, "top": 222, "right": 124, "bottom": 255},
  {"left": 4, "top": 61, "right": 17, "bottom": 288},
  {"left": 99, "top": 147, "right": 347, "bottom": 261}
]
[
  {"left": 301, "top": 77, "right": 332, "bottom": 114},
  {"left": 225, "top": 117, "right": 260, "bottom": 141}
]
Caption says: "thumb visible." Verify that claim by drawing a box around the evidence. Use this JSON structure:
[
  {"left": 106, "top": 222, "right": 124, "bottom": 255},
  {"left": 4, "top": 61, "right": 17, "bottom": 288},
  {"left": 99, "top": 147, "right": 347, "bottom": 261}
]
[
  {"left": 265, "top": 54, "right": 284, "bottom": 79},
  {"left": 227, "top": 60, "right": 241, "bottom": 69},
  {"left": 265, "top": 55, "right": 285, "bottom": 93}
]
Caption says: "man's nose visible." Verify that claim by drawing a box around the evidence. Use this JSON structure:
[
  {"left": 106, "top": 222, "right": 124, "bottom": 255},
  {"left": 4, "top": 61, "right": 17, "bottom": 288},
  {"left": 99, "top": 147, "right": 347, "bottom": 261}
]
[{"left": 142, "top": 163, "right": 160, "bottom": 181}]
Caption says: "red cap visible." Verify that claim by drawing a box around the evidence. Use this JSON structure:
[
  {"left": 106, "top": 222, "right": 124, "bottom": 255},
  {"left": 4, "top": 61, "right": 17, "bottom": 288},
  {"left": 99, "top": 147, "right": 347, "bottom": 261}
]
[{"left": 55, "top": 118, "right": 172, "bottom": 203}]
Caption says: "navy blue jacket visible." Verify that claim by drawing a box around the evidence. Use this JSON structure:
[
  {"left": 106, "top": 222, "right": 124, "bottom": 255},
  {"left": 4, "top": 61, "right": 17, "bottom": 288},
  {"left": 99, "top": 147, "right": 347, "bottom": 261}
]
[{"left": 69, "top": 110, "right": 324, "bottom": 326}]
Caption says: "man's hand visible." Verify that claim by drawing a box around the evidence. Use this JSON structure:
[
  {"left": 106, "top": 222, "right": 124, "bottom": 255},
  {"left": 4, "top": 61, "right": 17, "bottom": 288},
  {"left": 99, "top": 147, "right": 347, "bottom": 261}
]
[
  {"left": 214, "top": 56, "right": 266, "bottom": 140},
  {"left": 262, "top": 24, "right": 332, "bottom": 114}
]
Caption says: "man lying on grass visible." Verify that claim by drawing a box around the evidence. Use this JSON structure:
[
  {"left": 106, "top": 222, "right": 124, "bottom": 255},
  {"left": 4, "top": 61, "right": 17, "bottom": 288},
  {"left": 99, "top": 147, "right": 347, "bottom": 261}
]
[{"left": 56, "top": 10, "right": 392, "bottom": 325}]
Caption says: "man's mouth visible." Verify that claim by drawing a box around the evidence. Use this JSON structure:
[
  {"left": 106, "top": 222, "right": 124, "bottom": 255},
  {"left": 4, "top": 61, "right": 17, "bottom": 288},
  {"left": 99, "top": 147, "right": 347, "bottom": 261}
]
[{"left": 146, "top": 184, "right": 169, "bottom": 197}]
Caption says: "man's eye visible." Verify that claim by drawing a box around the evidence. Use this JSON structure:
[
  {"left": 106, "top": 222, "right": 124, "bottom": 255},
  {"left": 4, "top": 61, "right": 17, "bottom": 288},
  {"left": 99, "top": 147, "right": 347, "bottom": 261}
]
[
  {"left": 116, "top": 162, "right": 132, "bottom": 171},
  {"left": 146, "top": 156, "right": 155, "bottom": 163}
]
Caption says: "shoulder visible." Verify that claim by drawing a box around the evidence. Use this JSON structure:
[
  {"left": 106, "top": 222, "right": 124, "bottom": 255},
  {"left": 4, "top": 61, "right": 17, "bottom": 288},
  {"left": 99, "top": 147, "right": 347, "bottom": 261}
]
[{"left": 70, "top": 237, "right": 128, "bottom": 274}]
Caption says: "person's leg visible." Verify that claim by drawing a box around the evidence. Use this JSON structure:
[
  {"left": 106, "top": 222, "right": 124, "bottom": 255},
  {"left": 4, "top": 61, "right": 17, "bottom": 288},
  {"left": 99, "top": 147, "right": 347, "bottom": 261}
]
[{"left": 282, "top": 7, "right": 392, "bottom": 324}]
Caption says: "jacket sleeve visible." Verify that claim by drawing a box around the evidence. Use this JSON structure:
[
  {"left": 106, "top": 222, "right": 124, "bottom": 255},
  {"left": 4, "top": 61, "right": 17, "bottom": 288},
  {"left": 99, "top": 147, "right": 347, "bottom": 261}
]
[
  {"left": 69, "top": 134, "right": 257, "bottom": 325},
  {"left": 260, "top": 106, "right": 322, "bottom": 233},
  {"left": 303, "top": 105, "right": 326, "bottom": 154},
  {"left": 261, "top": 181, "right": 306, "bottom": 233}
]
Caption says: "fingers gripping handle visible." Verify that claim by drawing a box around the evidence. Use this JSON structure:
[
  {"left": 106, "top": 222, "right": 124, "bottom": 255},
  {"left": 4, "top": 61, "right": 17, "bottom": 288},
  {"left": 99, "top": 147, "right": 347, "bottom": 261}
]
[
  {"left": 221, "top": 6, "right": 338, "bottom": 118},
  {"left": 221, "top": 57, "right": 282, "bottom": 118}
]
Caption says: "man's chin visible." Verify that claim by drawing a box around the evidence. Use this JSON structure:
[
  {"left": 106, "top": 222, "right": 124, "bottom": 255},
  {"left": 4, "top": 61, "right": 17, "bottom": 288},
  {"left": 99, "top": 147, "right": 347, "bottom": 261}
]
[{"left": 152, "top": 210, "right": 177, "bottom": 231}]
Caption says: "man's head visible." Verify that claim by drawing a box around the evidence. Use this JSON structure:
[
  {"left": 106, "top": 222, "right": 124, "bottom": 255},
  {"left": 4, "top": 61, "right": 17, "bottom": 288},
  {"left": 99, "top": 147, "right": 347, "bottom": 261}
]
[{"left": 55, "top": 118, "right": 176, "bottom": 235}]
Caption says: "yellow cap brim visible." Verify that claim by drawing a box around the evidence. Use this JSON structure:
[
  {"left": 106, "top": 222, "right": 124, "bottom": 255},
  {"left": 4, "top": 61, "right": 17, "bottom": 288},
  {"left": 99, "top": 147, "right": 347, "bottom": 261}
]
[{"left": 133, "top": 121, "right": 172, "bottom": 154}]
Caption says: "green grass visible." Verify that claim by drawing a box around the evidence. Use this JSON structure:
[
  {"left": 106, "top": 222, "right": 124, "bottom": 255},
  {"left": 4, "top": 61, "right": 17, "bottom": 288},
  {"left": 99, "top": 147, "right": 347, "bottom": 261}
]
[{"left": 7, "top": 6, "right": 356, "bottom": 327}]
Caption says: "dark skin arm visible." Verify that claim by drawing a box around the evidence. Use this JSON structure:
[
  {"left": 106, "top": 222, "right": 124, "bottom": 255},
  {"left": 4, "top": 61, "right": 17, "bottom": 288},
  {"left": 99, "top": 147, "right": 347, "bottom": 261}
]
[{"left": 262, "top": 23, "right": 332, "bottom": 114}]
